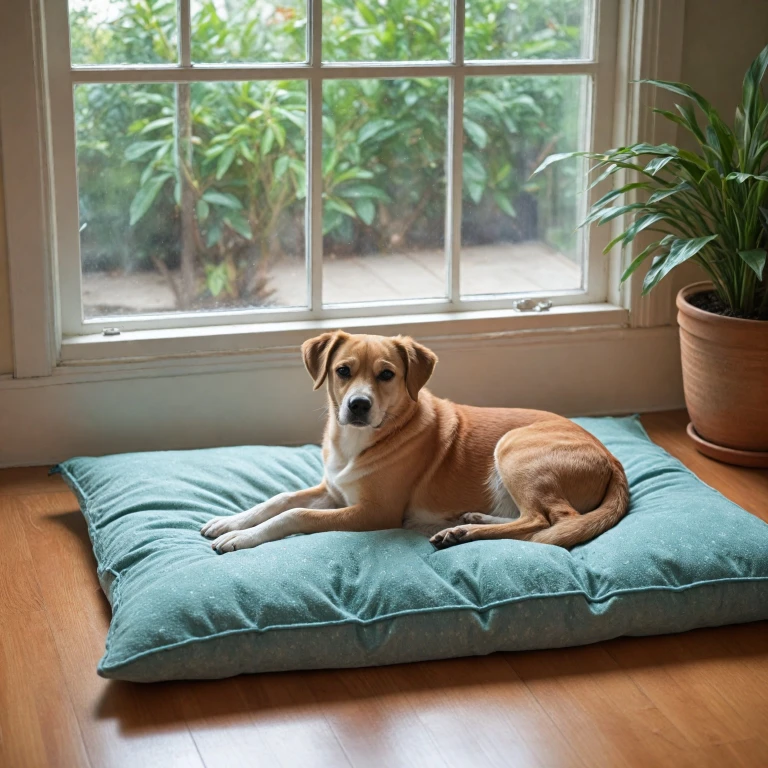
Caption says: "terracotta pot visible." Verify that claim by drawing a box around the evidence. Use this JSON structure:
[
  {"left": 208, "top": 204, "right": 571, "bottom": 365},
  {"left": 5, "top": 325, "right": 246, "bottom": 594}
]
[{"left": 677, "top": 281, "right": 768, "bottom": 459}]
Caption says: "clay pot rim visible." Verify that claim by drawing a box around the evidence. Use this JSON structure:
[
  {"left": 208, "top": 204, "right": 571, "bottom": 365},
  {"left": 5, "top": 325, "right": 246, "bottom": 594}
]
[{"left": 676, "top": 281, "right": 768, "bottom": 327}]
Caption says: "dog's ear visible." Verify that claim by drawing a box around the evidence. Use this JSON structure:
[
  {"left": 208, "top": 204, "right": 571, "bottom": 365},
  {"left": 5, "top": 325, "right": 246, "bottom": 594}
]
[
  {"left": 394, "top": 336, "right": 438, "bottom": 401},
  {"left": 302, "top": 331, "right": 348, "bottom": 390}
]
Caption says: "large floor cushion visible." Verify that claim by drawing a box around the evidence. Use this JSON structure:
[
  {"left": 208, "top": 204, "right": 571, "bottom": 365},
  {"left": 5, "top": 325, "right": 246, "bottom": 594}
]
[{"left": 54, "top": 416, "right": 768, "bottom": 682}]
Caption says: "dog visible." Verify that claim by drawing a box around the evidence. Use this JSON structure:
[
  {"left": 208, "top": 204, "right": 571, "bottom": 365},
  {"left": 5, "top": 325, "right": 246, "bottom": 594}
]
[{"left": 201, "top": 331, "right": 629, "bottom": 553}]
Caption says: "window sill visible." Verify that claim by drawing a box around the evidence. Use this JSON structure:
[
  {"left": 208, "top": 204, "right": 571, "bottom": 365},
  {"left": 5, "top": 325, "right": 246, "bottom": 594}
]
[{"left": 59, "top": 303, "right": 629, "bottom": 366}]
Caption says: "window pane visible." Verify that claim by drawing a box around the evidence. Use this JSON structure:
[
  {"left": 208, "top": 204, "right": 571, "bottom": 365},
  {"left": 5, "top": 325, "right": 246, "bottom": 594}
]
[
  {"left": 323, "top": 0, "right": 451, "bottom": 62},
  {"left": 322, "top": 79, "right": 447, "bottom": 305},
  {"left": 460, "top": 76, "right": 587, "bottom": 297},
  {"left": 465, "top": 0, "right": 590, "bottom": 61},
  {"left": 69, "top": 0, "right": 177, "bottom": 66},
  {"left": 76, "top": 81, "right": 307, "bottom": 318},
  {"left": 191, "top": 0, "right": 306, "bottom": 63}
]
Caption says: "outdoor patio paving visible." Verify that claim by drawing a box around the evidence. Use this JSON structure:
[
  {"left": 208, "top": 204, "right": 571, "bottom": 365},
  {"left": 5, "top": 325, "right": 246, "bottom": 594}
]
[{"left": 82, "top": 241, "right": 581, "bottom": 316}]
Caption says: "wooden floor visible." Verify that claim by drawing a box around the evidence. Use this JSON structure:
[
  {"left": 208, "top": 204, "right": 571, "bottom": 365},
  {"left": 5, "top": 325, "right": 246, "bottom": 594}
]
[{"left": 1, "top": 410, "right": 767, "bottom": 768}]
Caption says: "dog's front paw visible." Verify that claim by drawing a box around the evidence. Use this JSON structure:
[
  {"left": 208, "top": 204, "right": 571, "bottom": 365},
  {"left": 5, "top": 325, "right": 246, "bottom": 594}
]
[
  {"left": 211, "top": 530, "right": 260, "bottom": 554},
  {"left": 430, "top": 525, "right": 477, "bottom": 550},
  {"left": 200, "top": 515, "right": 237, "bottom": 538}
]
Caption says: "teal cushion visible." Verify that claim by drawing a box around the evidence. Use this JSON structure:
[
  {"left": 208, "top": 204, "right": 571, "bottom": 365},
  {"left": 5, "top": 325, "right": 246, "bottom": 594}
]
[{"left": 55, "top": 416, "right": 768, "bottom": 683}]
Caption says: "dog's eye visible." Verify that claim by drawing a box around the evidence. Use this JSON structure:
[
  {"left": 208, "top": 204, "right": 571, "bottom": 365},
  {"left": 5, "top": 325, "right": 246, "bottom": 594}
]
[
  {"left": 336, "top": 366, "right": 351, "bottom": 378},
  {"left": 378, "top": 370, "right": 395, "bottom": 382}
]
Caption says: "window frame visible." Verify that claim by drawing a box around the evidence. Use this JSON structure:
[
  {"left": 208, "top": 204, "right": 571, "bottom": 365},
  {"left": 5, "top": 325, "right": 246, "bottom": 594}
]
[
  {"left": 0, "top": 0, "right": 686, "bottom": 376},
  {"left": 53, "top": 0, "right": 614, "bottom": 331}
]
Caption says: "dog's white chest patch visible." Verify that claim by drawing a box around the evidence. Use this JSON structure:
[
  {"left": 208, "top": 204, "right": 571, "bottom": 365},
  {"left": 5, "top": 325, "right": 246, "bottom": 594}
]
[
  {"left": 325, "top": 456, "right": 363, "bottom": 505},
  {"left": 325, "top": 428, "right": 372, "bottom": 506}
]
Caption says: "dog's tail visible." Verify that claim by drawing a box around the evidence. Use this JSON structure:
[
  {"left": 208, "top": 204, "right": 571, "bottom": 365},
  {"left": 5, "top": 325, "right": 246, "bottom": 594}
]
[{"left": 531, "top": 458, "right": 630, "bottom": 549}]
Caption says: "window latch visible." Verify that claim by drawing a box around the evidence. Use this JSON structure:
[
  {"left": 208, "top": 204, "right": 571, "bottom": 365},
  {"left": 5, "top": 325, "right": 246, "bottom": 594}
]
[
  {"left": 102, "top": 328, "right": 121, "bottom": 336},
  {"left": 511, "top": 299, "right": 552, "bottom": 313}
]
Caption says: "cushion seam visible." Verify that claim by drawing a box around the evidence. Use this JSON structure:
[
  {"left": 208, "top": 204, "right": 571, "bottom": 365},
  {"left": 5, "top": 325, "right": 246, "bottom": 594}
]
[{"left": 100, "top": 575, "right": 768, "bottom": 671}]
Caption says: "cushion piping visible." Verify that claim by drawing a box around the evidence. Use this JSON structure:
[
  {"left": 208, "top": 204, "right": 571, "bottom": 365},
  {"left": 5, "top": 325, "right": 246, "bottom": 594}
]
[{"left": 99, "top": 576, "right": 768, "bottom": 672}]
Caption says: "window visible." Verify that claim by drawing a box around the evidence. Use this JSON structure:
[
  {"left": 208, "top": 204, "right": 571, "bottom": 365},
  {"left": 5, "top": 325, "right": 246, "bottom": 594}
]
[{"left": 48, "top": 0, "right": 618, "bottom": 335}]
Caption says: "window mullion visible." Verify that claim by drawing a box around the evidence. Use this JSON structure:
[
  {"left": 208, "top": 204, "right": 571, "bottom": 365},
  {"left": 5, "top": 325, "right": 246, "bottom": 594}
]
[
  {"left": 178, "top": 0, "right": 191, "bottom": 67},
  {"left": 307, "top": 0, "right": 324, "bottom": 312},
  {"left": 446, "top": 0, "right": 465, "bottom": 303}
]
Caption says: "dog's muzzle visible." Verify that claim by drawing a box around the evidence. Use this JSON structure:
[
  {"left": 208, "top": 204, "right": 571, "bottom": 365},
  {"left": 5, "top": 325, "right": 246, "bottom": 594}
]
[{"left": 342, "top": 395, "right": 372, "bottom": 426}]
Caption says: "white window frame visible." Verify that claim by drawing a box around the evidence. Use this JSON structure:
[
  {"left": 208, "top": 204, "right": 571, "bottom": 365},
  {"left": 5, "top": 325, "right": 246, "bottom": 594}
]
[{"left": 0, "top": 0, "right": 685, "bottom": 376}]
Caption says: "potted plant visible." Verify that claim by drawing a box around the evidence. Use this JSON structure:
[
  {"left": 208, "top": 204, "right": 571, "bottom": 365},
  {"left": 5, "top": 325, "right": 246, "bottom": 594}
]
[{"left": 535, "top": 45, "right": 768, "bottom": 467}]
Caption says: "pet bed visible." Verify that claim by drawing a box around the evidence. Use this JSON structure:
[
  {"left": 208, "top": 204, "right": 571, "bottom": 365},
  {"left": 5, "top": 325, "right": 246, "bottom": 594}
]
[{"left": 54, "top": 416, "right": 768, "bottom": 682}]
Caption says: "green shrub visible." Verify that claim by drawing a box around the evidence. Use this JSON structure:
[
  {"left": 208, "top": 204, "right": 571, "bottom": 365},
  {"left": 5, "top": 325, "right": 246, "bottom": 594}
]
[{"left": 72, "top": 0, "right": 585, "bottom": 306}]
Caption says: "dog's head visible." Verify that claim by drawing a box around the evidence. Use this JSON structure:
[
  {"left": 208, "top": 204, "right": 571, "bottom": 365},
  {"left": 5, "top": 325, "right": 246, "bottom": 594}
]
[{"left": 301, "top": 332, "right": 437, "bottom": 428}]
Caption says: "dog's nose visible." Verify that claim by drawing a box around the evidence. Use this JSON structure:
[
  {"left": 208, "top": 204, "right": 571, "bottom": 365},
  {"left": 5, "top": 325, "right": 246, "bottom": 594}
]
[{"left": 348, "top": 396, "right": 372, "bottom": 416}]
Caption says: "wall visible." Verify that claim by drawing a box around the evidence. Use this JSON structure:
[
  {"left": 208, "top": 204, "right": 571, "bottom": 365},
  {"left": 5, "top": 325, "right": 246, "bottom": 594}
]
[
  {"left": 0, "top": 116, "right": 13, "bottom": 375},
  {"left": 671, "top": 0, "right": 768, "bottom": 294}
]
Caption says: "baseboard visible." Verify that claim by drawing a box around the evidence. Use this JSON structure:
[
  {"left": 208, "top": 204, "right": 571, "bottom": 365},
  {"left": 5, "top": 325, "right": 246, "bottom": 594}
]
[{"left": 0, "top": 325, "right": 684, "bottom": 467}]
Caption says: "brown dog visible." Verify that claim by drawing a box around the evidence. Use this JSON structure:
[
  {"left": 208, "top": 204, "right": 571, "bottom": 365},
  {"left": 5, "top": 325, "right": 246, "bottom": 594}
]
[{"left": 201, "top": 332, "right": 629, "bottom": 553}]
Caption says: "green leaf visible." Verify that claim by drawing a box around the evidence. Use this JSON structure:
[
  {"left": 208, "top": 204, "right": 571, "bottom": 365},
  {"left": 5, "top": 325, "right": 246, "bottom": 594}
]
[
  {"left": 216, "top": 146, "right": 236, "bottom": 180},
  {"left": 140, "top": 116, "right": 175, "bottom": 134},
  {"left": 725, "top": 172, "right": 768, "bottom": 183},
  {"left": 274, "top": 107, "right": 305, "bottom": 130},
  {"left": 742, "top": 44, "right": 768, "bottom": 122},
  {"left": 239, "top": 142, "right": 255, "bottom": 163},
  {"left": 333, "top": 167, "right": 374, "bottom": 184},
  {"left": 676, "top": 102, "right": 706, "bottom": 144},
  {"left": 202, "top": 191, "right": 242, "bottom": 209},
  {"left": 206, "top": 263, "right": 228, "bottom": 298},
  {"left": 738, "top": 248, "right": 767, "bottom": 280},
  {"left": 140, "top": 162, "right": 155, "bottom": 187},
  {"left": 125, "top": 140, "right": 167, "bottom": 161},
  {"left": 463, "top": 153, "right": 487, "bottom": 183},
  {"left": 639, "top": 79, "right": 715, "bottom": 118},
  {"left": 625, "top": 142, "right": 680, "bottom": 157},
  {"left": 354, "top": 198, "right": 376, "bottom": 226},
  {"left": 260, "top": 126, "right": 275, "bottom": 157},
  {"left": 492, "top": 191, "right": 516, "bottom": 218},
  {"left": 603, "top": 213, "right": 667, "bottom": 254},
  {"left": 274, "top": 155, "right": 290, "bottom": 181},
  {"left": 338, "top": 183, "right": 391, "bottom": 202},
  {"left": 326, "top": 196, "right": 357, "bottom": 218},
  {"left": 620, "top": 235, "right": 674, "bottom": 282},
  {"left": 467, "top": 181, "right": 484, "bottom": 204},
  {"left": 592, "top": 182, "right": 651, "bottom": 213},
  {"left": 322, "top": 115, "right": 336, "bottom": 138},
  {"left": 128, "top": 173, "right": 171, "bottom": 226},
  {"left": 642, "top": 235, "right": 718, "bottom": 295},
  {"left": 271, "top": 120, "right": 286, "bottom": 148},
  {"left": 205, "top": 223, "right": 222, "bottom": 248},
  {"left": 358, "top": 119, "right": 396, "bottom": 144},
  {"left": 645, "top": 156, "right": 674, "bottom": 175},
  {"left": 224, "top": 212, "right": 252, "bottom": 239},
  {"left": 532, "top": 151, "right": 585, "bottom": 176},
  {"left": 463, "top": 118, "right": 488, "bottom": 149},
  {"left": 196, "top": 199, "right": 210, "bottom": 222},
  {"left": 405, "top": 16, "right": 437, "bottom": 36},
  {"left": 587, "top": 202, "right": 646, "bottom": 226},
  {"left": 647, "top": 181, "right": 690, "bottom": 204},
  {"left": 354, "top": 0, "right": 377, "bottom": 26}
]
